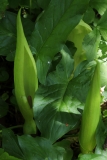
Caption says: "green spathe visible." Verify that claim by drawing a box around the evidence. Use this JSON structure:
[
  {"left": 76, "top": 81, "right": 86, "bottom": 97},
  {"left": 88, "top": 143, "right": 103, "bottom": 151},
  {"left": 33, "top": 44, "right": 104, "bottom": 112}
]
[
  {"left": 67, "top": 20, "right": 92, "bottom": 70},
  {"left": 79, "top": 60, "right": 101, "bottom": 153},
  {"left": 14, "top": 9, "right": 38, "bottom": 134}
]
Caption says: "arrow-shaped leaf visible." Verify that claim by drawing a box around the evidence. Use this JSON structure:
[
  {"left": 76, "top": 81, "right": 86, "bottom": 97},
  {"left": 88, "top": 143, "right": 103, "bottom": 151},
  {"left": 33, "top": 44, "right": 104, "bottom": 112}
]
[{"left": 30, "top": 0, "right": 90, "bottom": 84}]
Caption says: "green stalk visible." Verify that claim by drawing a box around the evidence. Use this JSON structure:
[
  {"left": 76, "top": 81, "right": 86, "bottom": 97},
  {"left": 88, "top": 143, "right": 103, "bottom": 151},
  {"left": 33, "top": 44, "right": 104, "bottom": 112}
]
[
  {"left": 14, "top": 9, "right": 38, "bottom": 134},
  {"left": 79, "top": 60, "right": 101, "bottom": 153}
]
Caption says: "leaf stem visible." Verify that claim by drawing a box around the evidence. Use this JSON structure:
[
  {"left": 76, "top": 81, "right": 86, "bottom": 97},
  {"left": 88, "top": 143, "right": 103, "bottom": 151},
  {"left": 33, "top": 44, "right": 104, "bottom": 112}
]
[{"left": 0, "top": 125, "right": 23, "bottom": 133}]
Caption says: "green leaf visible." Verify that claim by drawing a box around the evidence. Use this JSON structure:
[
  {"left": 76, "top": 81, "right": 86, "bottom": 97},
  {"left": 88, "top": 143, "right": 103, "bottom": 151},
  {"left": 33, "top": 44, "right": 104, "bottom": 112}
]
[
  {"left": 33, "top": 83, "right": 82, "bottom": 143},
  {"left": 33, "top": 60, "right": 95, "bottom": 143},
  {"left": 100, "top": 61, "right": 107, "bottom": 87},
  {"left": 37, "top": 0, "right": 51, "bottom": 9},
  {"left": 78, "top": 153, "right": 107, "bottom": 160},
  {"left": 0, "top": 99, "right": 8, "bottom": 118},
  {"left": 97, "top": 10, "right": 107, "bottom": 41},
  {"left": 69, "top": 60, "right": 95, "bottom": 102},
  {"left": 2, "top": 129, "right": 24, "bottom": 159},
  {"left": 83, "top": 7, "right": 95, "bottom": 23},
  {"left": 95, "top": 118, "right": 106, "bottom": 152},
  {"left": 0, "top": 151, "right": 22, "bottom": 160},
  {"left": 0, "top": 11, "right": 16, "bottom": 60},
  {"left": 30, "top": 0, "right": 90, "bottom": 84},
  {"left": 18, "top": 135, "right": 66, "bottom": 160},
  {"left": 29, "top": 0, "right": 39, "bottom": 9},
  {"left": 90, "top": 0, "right": 107, "bottom": 15},
  {"left": 0, "top": 0, "right": 8, "bottom": 19},
  {"left": 99, "top": 40, "right": 107, "bottom": 58},
  {"left": 82, "top": 28, "right": 101, "bottom": 61},
  {"left": 2, "top": 129, "right": 69, "bottom": 160},
  {"left": 0, "top": 11, "right": 34, "bottom": 61},
  {"left": 46, "top": 45, "right": 74, "bottom": 85},
  {"left": 54, "top": 140, "right": 73, "bottom": 160}
]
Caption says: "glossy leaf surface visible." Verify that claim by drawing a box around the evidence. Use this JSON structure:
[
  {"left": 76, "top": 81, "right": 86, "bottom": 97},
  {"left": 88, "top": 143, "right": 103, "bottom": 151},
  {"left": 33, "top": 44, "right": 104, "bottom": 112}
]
[
  {"left": 2, "top": 129, "right": 72, "bottom": 160},
  {"left": 30, "top": 0, "right": 90, "bottom": 84}
]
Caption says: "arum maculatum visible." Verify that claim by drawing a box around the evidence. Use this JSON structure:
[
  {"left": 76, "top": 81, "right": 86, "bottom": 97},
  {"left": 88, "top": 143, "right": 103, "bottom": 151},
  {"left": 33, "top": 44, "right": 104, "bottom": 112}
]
[
  {"left": 67, "top": 20, "right": 92, "bottom": 70},
  {"left": 14, "top": 8, "right": 38, "bottom": 134},
  {"left": 79, "top": 60, "right": 101, "bottom": 153}
]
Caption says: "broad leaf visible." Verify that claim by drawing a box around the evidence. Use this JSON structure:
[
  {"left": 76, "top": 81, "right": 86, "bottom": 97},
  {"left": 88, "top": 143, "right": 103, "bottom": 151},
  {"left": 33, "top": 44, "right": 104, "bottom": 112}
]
[
  {"left": 30, "top": 0, "right": 90, "bottom": 84},
  {"left": 90, "top": 0, "right": 107, "bottom": 15},
  {"left": 97, "top": 10, "right": 107, "bottom": 41},
  {"left": 82, "top": 28, "right": 101, "bottom": 61},
  {"left": 100, "top": 61, "right": 107, "bottom": 87},
  {"left": 33, "top": 48, "right": 85, "bottom": 142},
  {"left": 78, "top": 153, "right": 107, "bottom": 160},
  {"left": 37, "top": 0, "right": 51, "bottom": 9},
  {"left": 33, "top": 83, "right": 82, "bottom": 143},
  {"left": 2, "top": 129, "right": 24, "bottom": 159},
  {"left": 46, "top": 45, "right": 74, "bottom": 85},
  {"left": 0, "top": 151, "right": 22, "bottom": 160},
  {"left": 2, "top": 129, "right": 70, "bottom": 160},
  {"left": 69, "top": 60, "right": 95, "bottom": 102},
  {"left": 83, "top": 7, "right": 95, "bottom": 24},
  {"left": 54, "top": 139, "right": 73, "bottom": 160},
  {"left": 0, "top": 11, "right": 34, "bottom": 61},
  {"left": 18, "top": 135, "right": 67, "bottom": 160},
  {"left": 0, "top": 11, "right": 16, "bottom": 60},
  {"left": 33, "top": 57, "right": 95, "bottom": 143}
]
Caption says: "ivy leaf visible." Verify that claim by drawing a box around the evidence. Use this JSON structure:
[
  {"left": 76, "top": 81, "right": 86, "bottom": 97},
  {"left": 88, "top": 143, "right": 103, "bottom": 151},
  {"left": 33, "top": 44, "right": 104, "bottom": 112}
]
[
  {"left": 82, "top": 28, "right": 101, "bottom": 61},
  {"left": 30, "top": 0, "right": 90, "bottom": 84}
]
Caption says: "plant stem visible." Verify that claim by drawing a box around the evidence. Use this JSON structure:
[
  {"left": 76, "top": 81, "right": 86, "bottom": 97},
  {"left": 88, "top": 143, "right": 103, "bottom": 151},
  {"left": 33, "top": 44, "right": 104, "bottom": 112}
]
[{"left": 0, "top": 125, "right": 23, "bottom": 133}]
